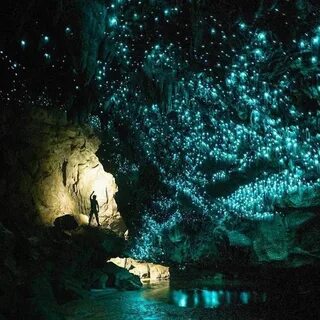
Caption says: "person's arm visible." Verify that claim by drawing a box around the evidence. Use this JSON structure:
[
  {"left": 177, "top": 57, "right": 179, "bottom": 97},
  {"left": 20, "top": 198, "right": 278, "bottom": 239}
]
[
  {"left": 90, "top": 191, "right": 94, "bottom": 199},
  {"left": 96, "top": 200, "right": 99, "bottom": 212}
]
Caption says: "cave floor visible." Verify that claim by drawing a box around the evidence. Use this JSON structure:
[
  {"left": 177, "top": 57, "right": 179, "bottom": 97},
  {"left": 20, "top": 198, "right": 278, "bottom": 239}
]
[{"left": 61, "top": 281, "right": 319, "bottom": 320}]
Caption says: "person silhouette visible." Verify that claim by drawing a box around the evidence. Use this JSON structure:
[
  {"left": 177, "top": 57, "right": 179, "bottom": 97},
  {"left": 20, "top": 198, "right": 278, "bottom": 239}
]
[{"left": 89, "top": 191, "right": 100, "bottom": 226}]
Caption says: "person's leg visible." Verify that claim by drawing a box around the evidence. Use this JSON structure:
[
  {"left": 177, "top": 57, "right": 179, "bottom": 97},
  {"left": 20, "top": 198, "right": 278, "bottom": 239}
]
[
  {"left": 89, "top": 212, "right": 93, "bottom": 225},
  {"left": 95, "top": 212, "right": 101, "bottom": 226}
]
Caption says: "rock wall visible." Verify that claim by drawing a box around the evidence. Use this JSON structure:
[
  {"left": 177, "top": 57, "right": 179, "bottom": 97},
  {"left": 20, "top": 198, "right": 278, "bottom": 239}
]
[
  {"left": 160, "top": 210, "right": 320, "bottom": 268},
  {"left": 0, "top": 107, "right": 126, "bottom": 236}
]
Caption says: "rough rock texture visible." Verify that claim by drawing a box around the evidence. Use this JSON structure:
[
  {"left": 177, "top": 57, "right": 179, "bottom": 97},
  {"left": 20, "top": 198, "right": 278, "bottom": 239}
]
[
  {"left": 0, "top": 107, "right": 138, "bottom": 318},
  {"left": 277, "top": 186, "right": 320, "bottom": 208},
  {"left": 103, "top": 262, "right": 143, "bottom": 290},
  {"left": 161, "top": 210, "right": 320, "bottom": 268},
  {"left": 109, "top": 257, "right": 170, "bottom": 280},
  {"left": 54, "top": 214, "right": 79, "bottom": 231},
  {"left": 0, "top": 108, "right": 126, "bottom": 236},
  {"left": 0, "top": 221, "right": 129, "bottom": 319}
]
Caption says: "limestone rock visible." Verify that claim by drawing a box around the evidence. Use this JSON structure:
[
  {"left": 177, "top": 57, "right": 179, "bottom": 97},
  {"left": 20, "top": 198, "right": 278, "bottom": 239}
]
[
  {"left": 104, "top": 262, "right": 142, "bottom": 290},
  {"left": 129, "top": 262, "right": 149, "bottom": 279},
  {"left": 284, "top": 211, "right": 315, "bottom": 229},
  {"left": 155, "top": 210, "right": 320, "bottom": 268},
  {"left": 278, "top": 186, "right": 320, "bottom": 208},
  {"left": 0, "top": 108, "right": 127, "bottom": 237},
  {"left": 148, "top": 263, "right": 170, "bottom": 280},
  {"left": 108, "top": 257, "right": 170, "bottom": 280},
  {"left": 227, "top": 230, "right": 252, "bottom": 247},
  {"left": 253, "top": 216, "right": 291, "bottom": 262}
]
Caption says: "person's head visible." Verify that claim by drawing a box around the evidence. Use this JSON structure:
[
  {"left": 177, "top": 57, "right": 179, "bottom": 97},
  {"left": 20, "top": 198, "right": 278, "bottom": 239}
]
[{"left": 93, "top": 195, "right": 97, "bottom": 199}]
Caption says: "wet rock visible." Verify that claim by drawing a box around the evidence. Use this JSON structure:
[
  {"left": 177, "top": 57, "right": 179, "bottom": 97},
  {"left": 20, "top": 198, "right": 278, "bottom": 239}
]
[
  {"left": 104, "top": 262, "right": 142, "bottom": 290},
  {"left": 148, "top": 263, "right": 170, "bottom": 280},
  {"left": 98, "top": 274, "right": 109, "bottom": 289}
]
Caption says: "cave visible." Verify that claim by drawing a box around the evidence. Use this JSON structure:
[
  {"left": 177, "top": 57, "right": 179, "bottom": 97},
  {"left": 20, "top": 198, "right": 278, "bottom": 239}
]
[{"left": 1, "top": 0, "right": 320, "bottom": 319}]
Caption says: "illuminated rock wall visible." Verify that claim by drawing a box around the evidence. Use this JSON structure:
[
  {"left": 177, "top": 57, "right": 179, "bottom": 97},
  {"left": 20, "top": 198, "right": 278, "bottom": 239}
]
[{"left": 0, "top": 108, "right": 126, "bottom": 236}]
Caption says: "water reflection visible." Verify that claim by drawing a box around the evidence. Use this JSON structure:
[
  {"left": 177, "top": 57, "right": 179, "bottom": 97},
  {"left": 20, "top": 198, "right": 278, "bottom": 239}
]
[
  {"left": 63, "top": 282, "right": 317, "bottom": 320},
  {"left": 170, "top": 288, "right": 267, "bottom": 308}
]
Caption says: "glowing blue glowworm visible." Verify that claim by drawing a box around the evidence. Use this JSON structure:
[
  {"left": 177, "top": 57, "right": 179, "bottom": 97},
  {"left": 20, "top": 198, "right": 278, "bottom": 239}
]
[
  {"left": 109, "top": 16, "right": 118, "bottom": 27},
  {"left": 124, "top": 23, "right": 320, "bottom": 260},
  {"left": 50, "top": 3, "right": 319, "bottom": 261}
]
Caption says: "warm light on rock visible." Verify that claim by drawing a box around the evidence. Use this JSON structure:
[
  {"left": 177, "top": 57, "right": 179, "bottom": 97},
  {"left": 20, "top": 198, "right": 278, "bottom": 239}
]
[
  {"left": 2, "top": 108, "right": 127, "bottom": 237},
  {"left": 109, "top": 257, "right": 170, "bottom": 281}
]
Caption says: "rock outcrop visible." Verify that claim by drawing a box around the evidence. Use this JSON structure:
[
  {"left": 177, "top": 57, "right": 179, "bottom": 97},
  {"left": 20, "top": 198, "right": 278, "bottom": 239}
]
[
  {"left": 0, "top": 219, "right": 133, "bottom": 319},
  {"left": 160, "top": 210, "right": 320, "bottom": 268},
  {"left": 0, "top": 107, "right": 126, "bottom": 236},
  {"left": 109, "top": 257, "right": 170, "bottom": 281}
]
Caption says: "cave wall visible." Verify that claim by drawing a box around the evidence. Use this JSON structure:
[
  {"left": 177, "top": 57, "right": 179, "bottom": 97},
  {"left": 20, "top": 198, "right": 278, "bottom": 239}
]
[
  {"left": 157, "top": 211, "right": 320, "bottom": 268},
  {"left": 0, "top": 107, "right": 126, "bottom": 236}
]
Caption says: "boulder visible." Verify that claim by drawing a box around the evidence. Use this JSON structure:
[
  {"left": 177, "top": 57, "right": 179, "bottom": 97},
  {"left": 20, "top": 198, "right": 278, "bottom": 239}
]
[
  {"left": 108, "top": 257, "right": 170, "bottom": 280},
  {"left": 104, "top": 262, "right": 142, "bottom": 290},
  {"left": 54, "top": 215, "right": 79, "bottom": 230},
  {"left": 148, "top": 263, "right": 170, "bottom": 280}
]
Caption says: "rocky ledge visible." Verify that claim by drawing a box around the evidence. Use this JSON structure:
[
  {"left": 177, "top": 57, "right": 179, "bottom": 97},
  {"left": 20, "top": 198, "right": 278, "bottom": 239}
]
[
  {"left": 0, "top": 216, "right": 141, "bottom": 320},
  {"left": 109, "top": 257, "right": 170, "bottom": 281},
  {"left": 0, "top": 108, "right": 140, "bottom": 319}
]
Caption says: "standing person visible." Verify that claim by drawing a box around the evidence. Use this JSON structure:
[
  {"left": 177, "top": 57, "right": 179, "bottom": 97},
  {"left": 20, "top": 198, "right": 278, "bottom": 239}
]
[{"left": 89, "top": 191, "right": 100, "bottom": 226}]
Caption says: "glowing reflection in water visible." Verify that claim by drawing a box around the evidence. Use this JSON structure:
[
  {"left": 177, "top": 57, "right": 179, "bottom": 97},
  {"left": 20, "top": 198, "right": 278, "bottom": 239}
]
[
  {"left": 202, "top": 289, "right": 219, "bottom": 308},
  {"left": 172, "top": 290, "right": 188, "bottom": 307},
  {"left": 240, "top": 291, "right": 251, "bottom": 304},
  {"left": 170, "top": 288, "right": 266, "bottom": 309}
]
